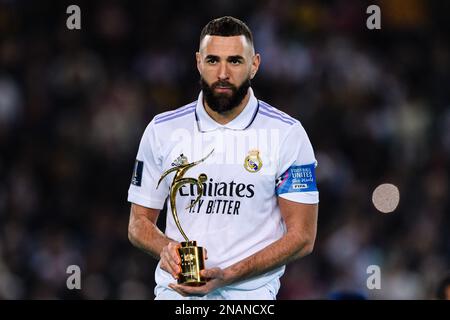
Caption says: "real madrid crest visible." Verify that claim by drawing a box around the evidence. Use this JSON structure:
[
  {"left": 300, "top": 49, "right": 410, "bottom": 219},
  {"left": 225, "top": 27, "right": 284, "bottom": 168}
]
[{"left": 244, "top": 149, "right": 263, "bottom": 173}]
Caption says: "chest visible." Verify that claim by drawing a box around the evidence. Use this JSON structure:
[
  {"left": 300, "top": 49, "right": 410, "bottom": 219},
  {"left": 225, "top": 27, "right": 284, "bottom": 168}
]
[{"left": 159, "top": 129, "right": 282, "bottom": 193}]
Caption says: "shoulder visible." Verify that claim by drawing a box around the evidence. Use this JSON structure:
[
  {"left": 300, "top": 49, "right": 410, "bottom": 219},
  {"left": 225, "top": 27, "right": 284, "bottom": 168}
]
[
  {"left": 256, "top": 99, "right": 312, "bottom": 144},
  {"left": 141, "top": 100, "right": 197, "bottom": 144},
  {"left": 256, "top": 99, "right": 300, "bottom": 128},
  {"left": 153, "top": 100, "right": 197, "bottom": 126}
]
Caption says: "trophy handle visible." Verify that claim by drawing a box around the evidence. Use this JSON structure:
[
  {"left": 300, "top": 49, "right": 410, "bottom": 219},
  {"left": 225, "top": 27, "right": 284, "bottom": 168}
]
[
  {"left": 191, "top": 149, "right": 214, "bottom": 166},
  {"left": 185, "top": 176, "right": 206, "bottom": 210},
  {"left": 157, "top": 149, "right": 214, "bottom": 243},
  {"left": 156, "top": 166, "right": 179, "bottom": 189},
  {"left": 157, "top": 149, "right": 213, "bottom": 189},
  {"left": 170, "top": 178, "right": 199, "bottom": 242}
]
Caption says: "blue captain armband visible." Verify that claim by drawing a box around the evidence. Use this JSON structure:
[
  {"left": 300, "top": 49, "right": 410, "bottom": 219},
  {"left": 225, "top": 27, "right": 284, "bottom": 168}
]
[{"left": 275, "top": 163, "right": 318, "bottom": 195}]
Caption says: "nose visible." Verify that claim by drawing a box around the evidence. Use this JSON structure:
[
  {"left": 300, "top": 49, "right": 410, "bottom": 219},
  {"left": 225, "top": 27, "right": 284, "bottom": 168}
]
[{"left": 217, "top": 61, "right": 229, "bottom": 81}]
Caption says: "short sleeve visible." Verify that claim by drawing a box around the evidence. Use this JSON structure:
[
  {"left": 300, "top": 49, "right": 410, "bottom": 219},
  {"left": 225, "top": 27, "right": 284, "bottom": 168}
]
[
  {"left": 127, "top": 120, "right": 169, "bottom": 209},
  {"left": 275, "top": 123, "right": 319, "bottom": 204}
]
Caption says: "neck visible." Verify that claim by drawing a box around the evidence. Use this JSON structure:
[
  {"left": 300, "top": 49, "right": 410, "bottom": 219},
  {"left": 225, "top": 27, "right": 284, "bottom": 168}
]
[{"left": 203, "top": 90, "right": 251, "bottom": 125}]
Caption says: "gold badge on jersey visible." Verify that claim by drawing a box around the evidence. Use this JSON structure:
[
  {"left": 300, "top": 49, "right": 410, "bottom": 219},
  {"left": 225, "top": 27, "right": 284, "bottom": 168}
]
[{"left": 244, "top": 149, "right": 263, "bottom": 173}]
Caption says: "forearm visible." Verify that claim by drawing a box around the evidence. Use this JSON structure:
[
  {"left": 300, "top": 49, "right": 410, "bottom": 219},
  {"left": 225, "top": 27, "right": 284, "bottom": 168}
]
[
  {"left": 128, "top": 214, "right": 173, "bottom": 260},
  {"left": 223, "top": 232, "right": 313, "bottom": 285}
]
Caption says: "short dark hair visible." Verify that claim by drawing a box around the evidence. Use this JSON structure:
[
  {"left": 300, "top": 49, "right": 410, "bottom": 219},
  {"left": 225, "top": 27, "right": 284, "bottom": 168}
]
[{"left": 200, "top": 16, "right": 254, "bottom": 48}]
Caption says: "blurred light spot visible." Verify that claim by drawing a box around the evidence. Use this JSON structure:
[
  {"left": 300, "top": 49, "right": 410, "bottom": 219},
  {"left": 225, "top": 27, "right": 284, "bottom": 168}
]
[{"left": 372, "top": 183, "right": 400, "bottom": 213}]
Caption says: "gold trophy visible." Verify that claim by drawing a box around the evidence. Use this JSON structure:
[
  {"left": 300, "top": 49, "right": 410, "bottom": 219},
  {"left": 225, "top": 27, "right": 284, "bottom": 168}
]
[{"left": 157, "top": 149, "right": 214, "bottom": 286}]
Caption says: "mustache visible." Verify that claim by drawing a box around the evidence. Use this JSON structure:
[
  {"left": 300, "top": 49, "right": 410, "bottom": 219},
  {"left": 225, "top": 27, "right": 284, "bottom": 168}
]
[{"left": 211, "top": 81, "right": 235, "bottom": 89}]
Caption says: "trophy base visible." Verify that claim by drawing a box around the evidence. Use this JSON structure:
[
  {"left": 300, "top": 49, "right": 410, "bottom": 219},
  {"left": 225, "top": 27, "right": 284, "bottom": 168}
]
[{"left": 178, "top": 241, "right": 206, "bottom": 286}]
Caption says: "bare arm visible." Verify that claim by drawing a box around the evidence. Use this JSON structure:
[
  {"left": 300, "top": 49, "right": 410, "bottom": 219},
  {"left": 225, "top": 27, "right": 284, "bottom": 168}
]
[
  {"left": 223, "top": 197, "right": 318, "bottom": 284},
  {"left": 169, "top": 197, "right": 318, "bottom": 295},
  {"left": 128, "top": 203, "right": 167, "bottom": 258},
  {"left": 128, "top": 203, "right": 182, "bottom": 277}
]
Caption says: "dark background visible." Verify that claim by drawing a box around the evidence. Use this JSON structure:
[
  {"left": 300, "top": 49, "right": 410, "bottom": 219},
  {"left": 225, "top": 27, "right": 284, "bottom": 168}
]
[{"left": 0, "top": 0, "right": 449, "bottom": 299}]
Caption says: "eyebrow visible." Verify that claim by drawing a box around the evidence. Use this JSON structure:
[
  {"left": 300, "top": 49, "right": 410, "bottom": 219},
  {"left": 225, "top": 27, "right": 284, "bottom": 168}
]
[
  {"left": 227, "top": 55, "right": 245, "bottom": 62},
  {"left": 205, "top": 55, "right": 245, "bottom": 62}
]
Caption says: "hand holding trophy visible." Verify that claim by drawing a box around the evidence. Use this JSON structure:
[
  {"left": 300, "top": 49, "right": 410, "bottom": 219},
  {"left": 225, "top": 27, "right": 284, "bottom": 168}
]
[{"left": 157, "top": 149, "right": 214, "bottom": 286}]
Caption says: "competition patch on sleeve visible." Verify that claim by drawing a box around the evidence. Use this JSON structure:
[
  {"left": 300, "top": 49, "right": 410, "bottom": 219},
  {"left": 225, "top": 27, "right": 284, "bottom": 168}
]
[
  {"left": 131, "top": 160, "right": 144, "bottom": 186},
  {"left": 276, "top": 163, "right": 317, "bottom": 195}
]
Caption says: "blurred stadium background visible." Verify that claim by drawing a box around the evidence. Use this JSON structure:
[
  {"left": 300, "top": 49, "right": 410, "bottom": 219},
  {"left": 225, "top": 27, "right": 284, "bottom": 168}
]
[{"left": 0, "top": 0, "right": 449, "bottom": 299}]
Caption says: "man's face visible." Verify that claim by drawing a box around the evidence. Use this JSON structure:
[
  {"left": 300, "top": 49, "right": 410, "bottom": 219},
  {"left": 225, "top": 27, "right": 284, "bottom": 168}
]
[{"left": 196, "top": 35, "right": 260, "bottom": 114}]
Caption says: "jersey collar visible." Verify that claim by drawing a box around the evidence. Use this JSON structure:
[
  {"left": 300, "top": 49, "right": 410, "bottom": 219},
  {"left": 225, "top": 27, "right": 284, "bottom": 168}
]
[{"left": 195, "top": 88, "right": 259, "bottom": 132}]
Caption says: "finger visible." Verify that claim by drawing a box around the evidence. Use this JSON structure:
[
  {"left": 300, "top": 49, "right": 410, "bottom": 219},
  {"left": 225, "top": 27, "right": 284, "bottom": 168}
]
[
  {"left": 161, "top": 249, "right": 181, "bottom": 278},
  {"left": 169, "top": 283, "right": 208, "bottom": 297},
  {"left": 161, "top": 260, "right": 179, "bottom": 279},
  {"left": 169, "top": 243, "right": 181, "bottom": 264},
  {"left": 169, "top": 260, "right": 181, "bottom": 277},
  {"left": 163, "top": 250, "right": 180, "bottom": 272},
  {"left": 166, "top": 262, "right": 180, "bottom": 279},
  {"left": 169, "top": 284, "right": 187, "bottom": 297},
  {"left": 163, "top": 244, "right": 182, "bottom": 273},
  {"left": 169, "top": 283, "right": 201, "bottom": 297}
]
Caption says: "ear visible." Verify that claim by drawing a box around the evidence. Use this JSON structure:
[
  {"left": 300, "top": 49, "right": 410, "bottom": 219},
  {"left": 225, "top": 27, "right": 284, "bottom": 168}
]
[
  {"left": 250, "top": 53, "right": 261, "bottom": 79},
  {"left": 196, "top": 52, "right": 202, "bottom": 75}
]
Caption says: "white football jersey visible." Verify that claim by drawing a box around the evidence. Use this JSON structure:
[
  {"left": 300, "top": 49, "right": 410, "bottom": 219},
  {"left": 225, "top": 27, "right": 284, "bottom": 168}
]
[{"left": 128, "top": 88, "right": 319, "bottom": 293}]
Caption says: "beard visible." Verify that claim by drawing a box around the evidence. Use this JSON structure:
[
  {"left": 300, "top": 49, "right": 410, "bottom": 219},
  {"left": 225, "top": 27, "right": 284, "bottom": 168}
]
[{"left": 200, "top": 77, "right": 251, "bottom": 114}]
